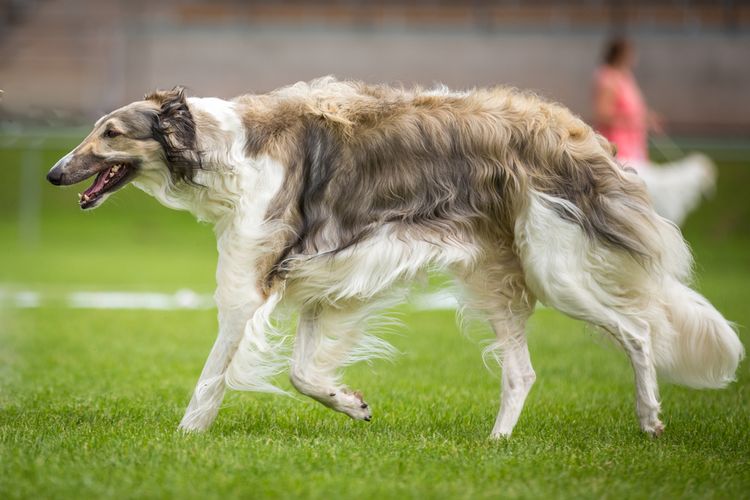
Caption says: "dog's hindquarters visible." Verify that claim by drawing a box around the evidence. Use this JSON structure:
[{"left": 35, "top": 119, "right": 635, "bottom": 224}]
[
  {"left": 515, "top": 190, "right": 667, "bottom": 433},
  {"left": 514, "top": 163, "right": 743, "bottom": 433}
]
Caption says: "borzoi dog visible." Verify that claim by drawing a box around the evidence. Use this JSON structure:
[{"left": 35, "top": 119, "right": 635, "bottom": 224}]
[{"left": 47, "top": 77, "right": 743, "bottom": 438}]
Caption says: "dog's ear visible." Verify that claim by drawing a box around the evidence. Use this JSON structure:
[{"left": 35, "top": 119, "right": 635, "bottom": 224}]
[{"left": 146, "top": 86, "right": 201, "bottom": 183}]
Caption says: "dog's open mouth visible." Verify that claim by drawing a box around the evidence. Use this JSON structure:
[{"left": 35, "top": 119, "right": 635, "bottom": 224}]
[{"left": 79, "top": 163, "right": 133, "bottom": 209}]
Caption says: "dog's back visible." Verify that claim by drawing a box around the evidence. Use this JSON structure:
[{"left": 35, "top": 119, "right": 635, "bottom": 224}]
[{"left": 236, "top": 78, "right": 662, "bottom": 266}]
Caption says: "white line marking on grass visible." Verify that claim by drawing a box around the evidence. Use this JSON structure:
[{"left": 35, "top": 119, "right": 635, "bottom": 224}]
[
  {"left": 1, "top": 287, "right": 459, "bottom": 311},
  {"left": 67, "top": 289, "right": 215, "bottom": 310},
  {"left": 9, "top": 291, "right": 41, "bottom": 308},
  {"left": 0, "top": 287, "right": 215, "bottom": 310}
]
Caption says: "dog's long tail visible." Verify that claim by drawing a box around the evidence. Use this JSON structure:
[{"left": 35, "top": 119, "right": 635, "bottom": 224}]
[
  {"left": 651, "top": 278, "right": 744, "bottom": 388},
  {"left": 517, "top": 106, "right": 743, "bottom": 388}
]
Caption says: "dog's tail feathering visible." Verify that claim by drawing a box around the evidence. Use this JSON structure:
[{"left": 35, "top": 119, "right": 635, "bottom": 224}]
[
  {"left": 518, "top": 115, "right": 743, "bottom": 389},
  {"left": 652, "top": 279, "right": 744, "bottom": 388}
]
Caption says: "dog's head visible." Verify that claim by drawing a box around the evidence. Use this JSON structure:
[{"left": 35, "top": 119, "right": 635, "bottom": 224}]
[{"left": 47, "top": 87, "right": 200, "bottom": 209}]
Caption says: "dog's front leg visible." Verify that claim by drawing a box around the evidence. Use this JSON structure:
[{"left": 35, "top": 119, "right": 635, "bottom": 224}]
[
  {"left": 178, "top": 236, "right": 267, "bottom": 433},
  {"left": 178, "top": 302, "right": 260, "bottom": 432}
]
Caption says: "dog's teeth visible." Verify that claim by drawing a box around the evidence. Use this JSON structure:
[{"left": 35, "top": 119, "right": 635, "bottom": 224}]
[
  {"left": 82, "top": 194, "right": 90, "bottom": 202},
  {"left": 111, "top": 165, "right": 120, "bottom": 173}
]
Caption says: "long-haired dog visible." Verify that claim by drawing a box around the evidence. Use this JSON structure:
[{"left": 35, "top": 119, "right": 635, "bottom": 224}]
[{"left": 47, "top": 77, "right": 743, "bottom": 437}]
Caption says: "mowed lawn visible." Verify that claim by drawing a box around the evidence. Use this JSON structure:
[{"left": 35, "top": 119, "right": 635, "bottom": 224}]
[{"left": 1, "top": 142, "right": 749, "bottom": 498}]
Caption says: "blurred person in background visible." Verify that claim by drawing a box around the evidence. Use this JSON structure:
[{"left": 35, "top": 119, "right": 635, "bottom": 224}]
[{"left": 594, "top": 37, "right": 716, "bottom": 226}]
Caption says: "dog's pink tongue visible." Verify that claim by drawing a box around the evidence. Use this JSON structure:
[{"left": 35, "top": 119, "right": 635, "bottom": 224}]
[{"left": 83, "top": 170, "right": 109, "bottom": 197}]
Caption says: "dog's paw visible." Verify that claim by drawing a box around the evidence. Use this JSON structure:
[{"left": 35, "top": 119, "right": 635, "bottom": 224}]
[
  {"left": 641, "top": 419, "right": 665, "bottom": 438},
  {"left": 328, "top": 389, "right": 372, "bottom": 421},
  {"left": 177, "top": 416, "right": 212, "bottom": 433},
  {"left": 489, "top": 430, "right": 512, "bottom": 440}
]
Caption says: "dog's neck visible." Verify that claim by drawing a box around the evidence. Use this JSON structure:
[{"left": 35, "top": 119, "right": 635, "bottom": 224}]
[{"left": 133, "top": 97, "right": 285, "bottom": 235}]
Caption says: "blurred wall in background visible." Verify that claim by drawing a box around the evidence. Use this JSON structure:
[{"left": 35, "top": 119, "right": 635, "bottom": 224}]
[{"left": 1, "top": 0, "right": 749, "bottom": 135}]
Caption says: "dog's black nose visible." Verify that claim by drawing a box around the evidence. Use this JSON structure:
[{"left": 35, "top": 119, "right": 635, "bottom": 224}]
[{"left": 46, "top": 168, "right": 64, "bottom": 185}]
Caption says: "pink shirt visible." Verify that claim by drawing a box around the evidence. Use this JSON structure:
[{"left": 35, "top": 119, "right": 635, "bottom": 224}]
[{"left": 594, "top": 66, "right": 648, "bottom": 163}]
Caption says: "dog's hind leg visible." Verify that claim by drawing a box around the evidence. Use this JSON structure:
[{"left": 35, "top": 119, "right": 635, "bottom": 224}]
[
  {"left": 289, "top": 301, "right": 388, "bottom": 421},
  {"left": 608, "top": 319, "right": 663, "bottom": 435},
  {"left": 515, "top": 192, "right": 664, "bottom": 435},
  {"left": 492, "top": 341, "right": 536, "bottom": 438},
  {"left": 458, "top": 254, "right": 537, "bottom": 438}
]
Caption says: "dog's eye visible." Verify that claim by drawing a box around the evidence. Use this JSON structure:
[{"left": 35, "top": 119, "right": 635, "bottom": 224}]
[{"left": 103, "top": 129, "right": 122, "bottom": 139}]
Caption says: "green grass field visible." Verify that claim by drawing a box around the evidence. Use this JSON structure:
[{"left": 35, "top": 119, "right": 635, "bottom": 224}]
[{"left": 1, "top": 140, "right": 749, "bottom": 499}]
